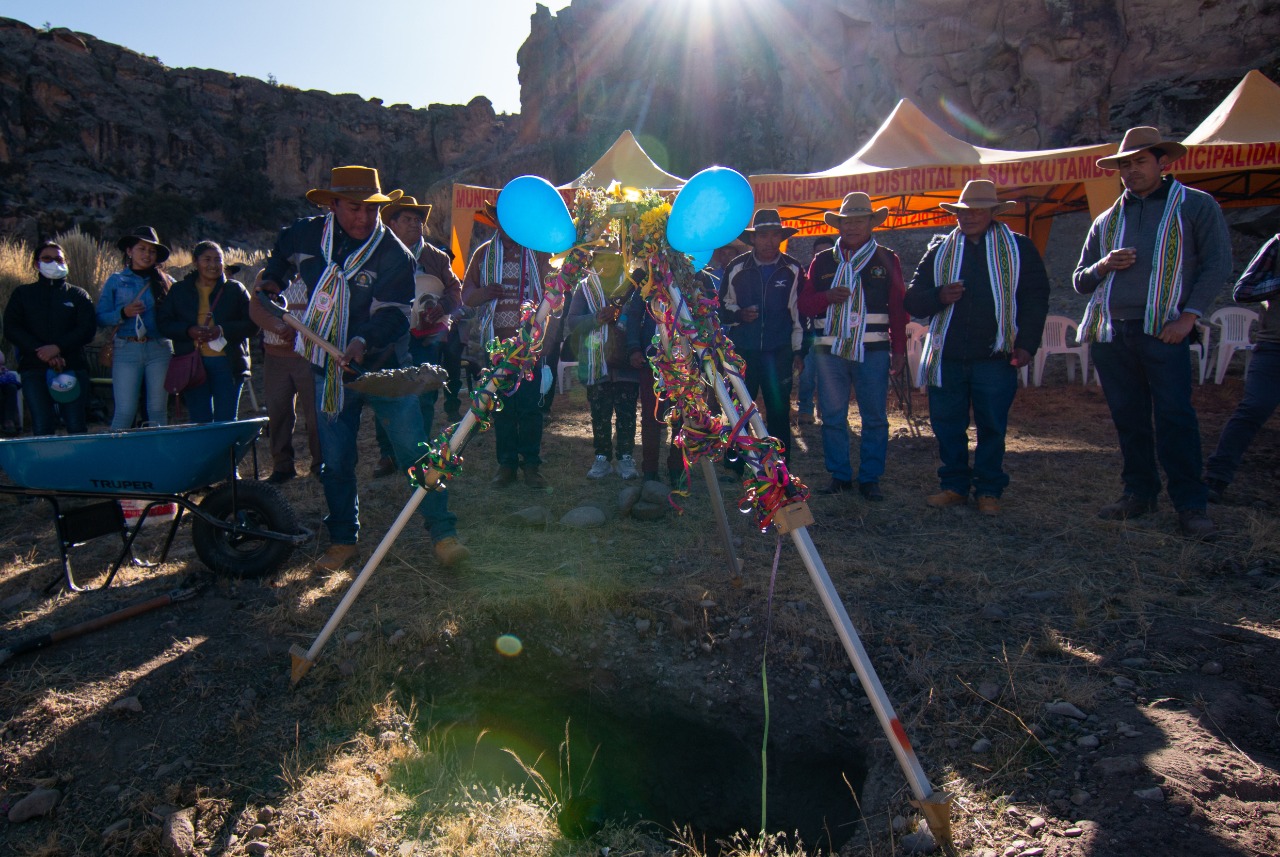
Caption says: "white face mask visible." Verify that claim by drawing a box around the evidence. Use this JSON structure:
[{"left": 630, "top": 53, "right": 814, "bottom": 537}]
[{"left": 38, "top": 261, "right": 69, "bottom": 280}]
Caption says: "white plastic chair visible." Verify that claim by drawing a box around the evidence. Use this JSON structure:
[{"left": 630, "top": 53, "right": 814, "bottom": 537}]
[
  {"left": 1209, "top": 307, "right": 1259, "bottom": 383},
  {"left": 1033, "top": 315, "right": 1089, "bottom": 386},
  {"left": 557, "top": 360, "right": 579, "bottom": 393},
  {"left": 1188, "top": 321, "right": 1212, "bottom": 385},
  {"left": 904, "top": 322, "right": 927, "bottom": 389}
]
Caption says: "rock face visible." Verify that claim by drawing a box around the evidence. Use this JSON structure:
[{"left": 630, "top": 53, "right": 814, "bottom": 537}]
[{"left": 518, "top": 0, "right": 1280, "bottom": 175}]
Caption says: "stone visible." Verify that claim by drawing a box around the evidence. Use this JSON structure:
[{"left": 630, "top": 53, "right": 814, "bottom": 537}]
[
  {"left": 8, "top": 788, "right": 60, "bottom": 822},
  {"left": 247, "top": 822, "right": 267, "bottom": 838},
  {"left": 1095, "top": 755, "right": 1142, "bottom": 776},
  {"left": 155, "top": 757, "right": 191, "bottom": 779},
  {"left": 1045, "top": 701, "right": 1087, "bottom": 719},
  {"left": 387, "top": 629, "right": 406, "bottom": 646},
  {"left": 630, "top": 500, "right": 666, "bottom": 521},
  {"left": 971, "top": 738, "right": 993, "bottom": 753},
  {"left": 1133, "top": 786, "right": 1165, "bottom": 801},
  {"left": 257, "top": 806, "right": 276, "bottom": 824},
  {"left": 1019, "top": 849, "right": 1045, "bottom": 856},
  {"left": 1070, "top": 790, "right": 1090, "bottom": 806},
  {"left": 110, "top": 695, "right": 144, "bottom": 713},
  {"left": 0, "top": 588, "right": 33, "bottom": 611},
  {"left": 560, "top": 506, "right": 607, "bottom": 528},
  {"left": 640, "top": 480, "right": 671, "bottom": 505},
  {"left": 1027, "top": 816, "right": 1046, "bottom": 831},
  {"left": 899, "top": 829, "right": 938, "bottom": 853},
  {"left": 508, "top": 506, "right": 552, "bottom": 526},
  {"left": 344, "top": 631, "right": 364, "bottom": 645},
  {"left": 1113, "top": 676, "right": 1136, "bottom": 689},
  {"left": 246, "top": 842, "right": 270, "bottom": 856},
  {"left": 1063, "top": 827, "right": 1083, "bottom": 837},
  {"left": 1077, "top": 734, "right": 1100, "bottom": 749},
  {"left": 339, "top": 660, "right": 356, "bottom": 677},
  {"left": 617, "top": 487, "right": 641, "bottom": 515},
  {"left": 103, "top": 818, "right": 131, "bottom": 838},
  {"left": 978, "top": 681, "right": 1001, "bottom": 700},
  {"left": 1120, "top": 657, "right": 1149, "bottom": 668},
  {"left": 1200, "top": 661, "right": 1224, "bottom": 675},
  {"left": 635, "top": 618, "right": 651, "bottom": 634},
  {"left": 979, "top": 604, "right": 1008, "bottom": 620},
  {"left": 161, "top": 807, "right": 196, "bottom": 856}
]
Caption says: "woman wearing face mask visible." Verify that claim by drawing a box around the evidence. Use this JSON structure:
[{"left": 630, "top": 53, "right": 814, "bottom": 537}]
[
  {"left": 3, "top": 240, "right": 97, "bottom": 435},
  {"left": 95, "top": 226, "right": 175, "bottom": 429},
  {"left": 157, "top": 241, "right": 255, "bottom": 422}
]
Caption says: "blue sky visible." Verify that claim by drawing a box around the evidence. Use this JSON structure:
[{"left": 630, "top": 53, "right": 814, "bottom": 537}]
[{"left": 5, "top": 0, "right": 573, "bottom": 114}]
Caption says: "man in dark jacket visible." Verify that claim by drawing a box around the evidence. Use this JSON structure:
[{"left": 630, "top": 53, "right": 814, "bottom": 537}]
[
  {"left": 260, "top": 165, "right": 466, "bottom": 572},
  {"left": 905, "top": 181, "right": 1049, "bottom": 516},
  {"left": 1074, "top": 127, "right": 1231, "bottom": 540},
  {"left": 798, "top": 193, "right": 908, "bottom": 500},
  {"left": 4, "top": 240, "right": 96, "bottom": 435},
  {"left": 720, "top": 210, "right": 804, "bottom": 468}
]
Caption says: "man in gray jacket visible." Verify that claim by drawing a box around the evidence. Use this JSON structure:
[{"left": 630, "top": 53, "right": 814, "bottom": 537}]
[{"left": 1073, "top": 127, "right": 1231, "bottom": 539}]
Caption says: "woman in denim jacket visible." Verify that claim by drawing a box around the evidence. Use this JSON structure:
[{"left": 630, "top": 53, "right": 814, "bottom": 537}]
[{"left": 95, "top": 226, "right": 174, "bottom": 429}]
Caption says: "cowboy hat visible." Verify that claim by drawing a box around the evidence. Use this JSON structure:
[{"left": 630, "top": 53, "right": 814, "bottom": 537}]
[
  {"left": 474, "top": 199, "right": 499, "bottom": 228},
  {"left": 1095, "top": 126, "right": 1188, "bottom": 169},
  {"left": 823, "top": 192, "right": 890, "bottom": 229},
  {"left": 741, "top": 209, "right": 798, "bottom": 239},
  {"left": 305, "top": 165, "right": 403, "bottom": 206},
  {"left": 381, "top": 193, "right": 433, "bottom": 224},
  {"left": 116, "top": 226, "right": 171, "bottom": 263},
  {"left": 938, "top": 180, "right": 1017, "bottom": 215}
]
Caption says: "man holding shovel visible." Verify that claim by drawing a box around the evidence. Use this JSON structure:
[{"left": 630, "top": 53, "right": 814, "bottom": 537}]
[{"left": 260, "top": 165, "right": 467, "bottom": 572}]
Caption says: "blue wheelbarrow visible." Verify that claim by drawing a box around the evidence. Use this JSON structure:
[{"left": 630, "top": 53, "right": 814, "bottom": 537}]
[{"left": 0, "top": 418, "right": 309, "bottom": 591}]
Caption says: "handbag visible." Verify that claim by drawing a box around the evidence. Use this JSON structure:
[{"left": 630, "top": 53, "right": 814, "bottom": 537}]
[
  {"left": 164, "top": 349, "right": 206, "bottom": 394},
  {"left": 100, "top": 327, "right": 117, "bottom": 368}
]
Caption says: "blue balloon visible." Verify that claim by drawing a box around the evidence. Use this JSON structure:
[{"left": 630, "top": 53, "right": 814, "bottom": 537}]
[
  {"left": 667, "top": 167, "right": 755, "bottom": 253},
  {"left": 496, "top": 176, "right": 576, "bottom": 254},
  {"left": 689, "top": 249, "right": 713, "bottom": 271}
]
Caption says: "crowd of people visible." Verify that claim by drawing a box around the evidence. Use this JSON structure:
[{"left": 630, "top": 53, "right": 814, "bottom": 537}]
[{"left": 2, "top": 124, "right": 1275, "bottom": 569}]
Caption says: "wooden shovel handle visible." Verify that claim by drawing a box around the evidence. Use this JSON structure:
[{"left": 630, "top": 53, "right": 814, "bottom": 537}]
[{"left": 280, "top": 313, "right": 349, "bottom": 363}]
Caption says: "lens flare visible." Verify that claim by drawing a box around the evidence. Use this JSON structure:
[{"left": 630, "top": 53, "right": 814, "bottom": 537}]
[
  {"left": 938, "top": 96, "right": 1000, "bottom": 143},
  {"left": 495, "top": 634, "right": 523, "bottom": 657}
]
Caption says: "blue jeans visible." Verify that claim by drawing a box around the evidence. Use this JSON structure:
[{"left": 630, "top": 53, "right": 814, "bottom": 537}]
[
  {"left": 111, "top": 338, "right": 173, "bottom": 429},
  {"left": 1205, "top": 342, "right": 1280, "bottom": 486},
  {"left": 181, "top": 355, "right": 244, "bottom": 423},
  {"left": 314, "top": 374, "right": 457, "bottom": 545},
  {"left": 796, "top": 347, "right": 817, "bottom": 417},
  {"left": 21, "top": 369, "right": 89, "bottom": 435},
  {"left": 927, "top": 358, "right": 1017, "bottom": 498},
  {"left": 1091, "top": 321, "right": 1206, "bottom": 510},
  {"left": 493, "top": 364, "right": 544, "bottom": 468},
  {"left": 814, "top": 347, "right": 890, "bottom": 483},
  {"left": 376, "top": 337, "right": 443, "bottom": 458}
]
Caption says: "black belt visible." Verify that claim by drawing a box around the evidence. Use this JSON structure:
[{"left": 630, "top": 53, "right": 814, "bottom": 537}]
[{"left": 122, "top": 336, "right": 148, "bottom": 342}]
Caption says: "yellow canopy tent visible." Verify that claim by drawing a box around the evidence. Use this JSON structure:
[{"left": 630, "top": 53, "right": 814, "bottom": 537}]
[
  {"left": 749, "top": 99, "right": 1119, "bottom": 252},
  {"left": 448, "top": 130, "right": 686, "bottom": 277},
  {"left": 1175, "top": 69, "right": 1280, "bottom": 208}
]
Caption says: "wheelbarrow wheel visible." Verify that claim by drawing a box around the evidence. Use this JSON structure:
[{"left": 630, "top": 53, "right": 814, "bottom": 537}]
[{"left": 192, "top": 481, "right": 298, "bottom": 578}]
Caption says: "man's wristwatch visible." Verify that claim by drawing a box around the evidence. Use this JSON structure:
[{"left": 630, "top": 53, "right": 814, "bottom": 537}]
[{"left": 350, "top": 336, "right": 367, "bottom": 349}]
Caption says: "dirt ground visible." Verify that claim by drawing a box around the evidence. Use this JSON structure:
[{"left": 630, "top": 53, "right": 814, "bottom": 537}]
[{"left": 0, "top": 369, "right": 1276, "bottom": 857}]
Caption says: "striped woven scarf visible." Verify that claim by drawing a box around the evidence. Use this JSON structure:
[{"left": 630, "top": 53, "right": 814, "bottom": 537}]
[
  {"left": 1077, "top": 180, "right": 1186, "bottom": 343},
  {"left": 579, "top": 271, "right": 611, "bottom": 384},
  {"left": 917, "top": 222, "right": 1021, "bottom": 388},
  {"left": 296, "top": 213, "right": 386, "bottom": 413},
  {"left": 824, "top": 238, "right": 879, "bottom": 361},
  {"left": 477, "top": 238, "right": 542, "bottom": 345}
]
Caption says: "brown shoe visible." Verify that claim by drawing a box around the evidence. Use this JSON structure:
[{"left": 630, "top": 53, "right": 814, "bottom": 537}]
[
  {"left": 523, "top": 465, "right": 548, "bottom": 489},
  {"left": 1097, "top": 494, "right": 1157, "bottom": 520},
  {"left": 976, "top": 495, "right": 1000, "bottom": 516},
  {"left": 926, "top": 489, "right": 967, "bottom": 508},
  {"left": 1177, "top": 509, "right": 1218, "bottom": 541},
  {"left": 315, "top": 543, "right": 358, "bottom": 572},
  {"left": 373, "top": 455, "right": 397, "bottom": 478},
  {"left": 490, "top": 466, "right": 517, "bottom": 487},
  {"left": 433, "top": 536, "right": 470, "bottom": 567}
]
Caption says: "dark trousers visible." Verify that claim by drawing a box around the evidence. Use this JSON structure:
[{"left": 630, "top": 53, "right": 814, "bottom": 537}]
[
  {"left": 264, "top": 351, "right": 320, "bottom": 474},
  {"left": 181, "top": 356, "right": 244, "bottom": 423},
  {"left": 640, "top": 374, "right": 680, "bottom": 476},
  {"left": 1205, "top": 342, "right": 1280, "bottom": 486},
  {"left": 494, "top": 367, "right": 544, "bottom": 468},
  {"left": 927, "top": 358, "right": 1017, "bottom": 498},
  {"left": 21, "top": 369, "right": 89, "bottom": 435},
  {"left": 738, "top": 348, "right": 794, "bottom": 462},
  {"left": 1091, "top": 321, "right": 1207, "bottom": 511},
  {"left": 441, "top": 325, "right": 473, "bottom": 420},
  {"left": 586, "top": 379, "right": 638, "bottom": 459}
]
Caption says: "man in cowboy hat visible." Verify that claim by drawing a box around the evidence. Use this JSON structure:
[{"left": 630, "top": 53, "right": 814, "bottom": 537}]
[
  {"left": 904, "top": 180, "right": 1049, "bottom": 515},
  {"left": 1073, "top": 126, "right": 1231, "bottom": 540},
  {"left": 366, "top": 193, "right": 463, "bottom": 477},
  {"left": 798, "top": 193, "right": 909, "bottom": 500},
  {"left": 462, "top": 200, "right": 551, "bottom": 488},
  {"left": 259, "top": 165, "right": 468, "bottom": 571},
  {"left": 720, "top": 209, "right": 805, "bottom": 468}
]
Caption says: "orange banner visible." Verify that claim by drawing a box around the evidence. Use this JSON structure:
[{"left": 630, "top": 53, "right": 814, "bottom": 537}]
[{"left": 1178, "top": 142, "right": 1280, "bottom": 172}]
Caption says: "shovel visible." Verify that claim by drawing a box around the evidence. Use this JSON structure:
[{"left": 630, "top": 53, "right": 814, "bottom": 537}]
[{"left": 253, "top": 292, "right": 447, "bottom": 398}]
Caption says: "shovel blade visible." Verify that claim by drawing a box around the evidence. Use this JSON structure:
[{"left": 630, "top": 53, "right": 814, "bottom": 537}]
[{"left": 346, "top": 363, "right": 449, "bottom": 398}]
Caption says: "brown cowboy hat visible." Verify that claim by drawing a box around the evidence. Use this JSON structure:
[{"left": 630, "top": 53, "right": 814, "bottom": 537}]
[
  {"left": 381, "top": 193, "right": 433, "bottom": 224},
  {"left": 741, "top": 209, "right": 798, "bottom": 239},
  {"left": 1095, "top": 126, "right": 1188, "bottom": 170},
  {"left": 938, "top": 180, "right": 1017, "bottom": 215},
  {"left": 305, "top": 165, "right": 403, "bottom": 206},
  {"left": 823, "top": 192, "right": 890, "bottom": 229},
  {"left": 116, "top": 226, "right": 171, "bottom": 263}
]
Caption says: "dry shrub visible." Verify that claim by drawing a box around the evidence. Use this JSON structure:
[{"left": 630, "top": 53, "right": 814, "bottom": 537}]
[{"left": 54, "top": 226, "right": 115, "bottom": 299}]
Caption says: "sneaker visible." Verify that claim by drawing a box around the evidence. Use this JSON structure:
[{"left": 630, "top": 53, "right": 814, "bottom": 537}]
[
  {"left": 373, "top": 455, "right": 397, "bottom": 478},
  {"left": 433, "top": 536, "right": 470, "bottom": 567},
  {"left": 1204, "top": 477, "right": 1228, "bottom": 504},
  {"left": 587, "top": 455, "right": 613, "bottom": 478},
  {"left": 1097, "top": 494, "right": 1157, "bottom": 520},
  {"left": 926, "top": 489, "right": 968, "bottom": 508},
  {"left": 817, "top": 478, "right": 854, "bottom": 495},
  {"left": 1177, "top": 509, "right": 1218, "bottom": 541},
  {"left": 796, "top": 412, "right": 816, "bottom": 425},
  {"left": 857, "top": 481, "right": 884, "bottom": 502},
  {"left": 490, "top": 466, "right": 517, "bottom": 487},
  {"left": 315, "top": 543, "right": 358, "bottom": 572},
  {"left": 265, "top": 469, "right": 296, "bottom": 484},
  {"left": 617, "top": 454, "right": 639, "bottom": 480},
  {"left": 976, "top": 495, "right": 1000, "bottom": 516},
  {"left": 523, "top": 465, "right": 548, "bottom": 489}
]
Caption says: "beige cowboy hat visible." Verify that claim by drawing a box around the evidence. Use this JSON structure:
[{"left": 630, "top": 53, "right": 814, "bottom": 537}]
[
  {"left": 938, "top": 180, "right": 1017, "bottom": 215},
  {"left": 823, "top": 192, "right": 890, "bottom": 229},
  {"left": 381, "top": 193, "right": 433, "bottom": 224},
  {"left": 116, "top": 225, "right": 171, "bottom": 263},
  {"left": 305, "top": 165, "right": 403, "bottom": 206},
  {"left": 1096, "top": 126, "right": 1188, "bottom": 170},
  {"left": 741, "top": 209, "right": 799, "bottom": 239}
]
